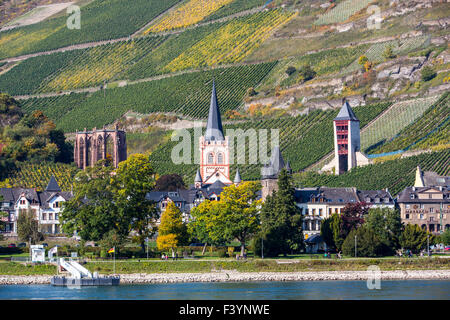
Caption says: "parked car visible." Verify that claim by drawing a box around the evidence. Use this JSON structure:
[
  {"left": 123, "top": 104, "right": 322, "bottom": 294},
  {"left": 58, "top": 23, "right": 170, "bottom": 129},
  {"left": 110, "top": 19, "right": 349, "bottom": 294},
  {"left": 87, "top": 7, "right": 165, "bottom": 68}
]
[
  {"left": 8, "top": 243, "right": 16, "bottom": 248},
  {"left": 42, "top": 243, "right": 48, "bottom": 247},
  {"left": 445, "top": 246, "right": 450, "bottom": 252},
  {"left": 17, "top": 243, "right": 27, "bottom": 248}
]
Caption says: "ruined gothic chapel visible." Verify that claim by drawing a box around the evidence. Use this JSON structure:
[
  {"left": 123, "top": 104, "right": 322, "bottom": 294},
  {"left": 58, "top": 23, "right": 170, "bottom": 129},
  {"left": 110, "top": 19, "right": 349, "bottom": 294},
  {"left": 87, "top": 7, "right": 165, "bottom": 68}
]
[{"left": 74, "top": 125, "right": 127, "bottom": 169}]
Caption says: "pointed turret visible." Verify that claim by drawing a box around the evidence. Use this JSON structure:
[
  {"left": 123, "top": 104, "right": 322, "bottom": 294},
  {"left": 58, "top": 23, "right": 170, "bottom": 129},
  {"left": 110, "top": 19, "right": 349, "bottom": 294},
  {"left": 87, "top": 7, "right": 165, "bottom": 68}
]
[
  {"left": 204, "top": 81, "right": 224, "bottom": 141},
  {"left": 194, "top": 169, "right": 202, "bottom": 188},
  {"left": 261, "top": 146, "right": 285, "bottom": 179},
  {"left": 45, "top": 176, "right": 61, "bottom": 192},
  {"left": 234, "top": 168, "right": 242, "bottom": 185},
  {"left": 334, "top": 100, "right": 359, "bottom": 122},
  {"left": 414, "top": 166, "right": 425, "bottom": 187}
]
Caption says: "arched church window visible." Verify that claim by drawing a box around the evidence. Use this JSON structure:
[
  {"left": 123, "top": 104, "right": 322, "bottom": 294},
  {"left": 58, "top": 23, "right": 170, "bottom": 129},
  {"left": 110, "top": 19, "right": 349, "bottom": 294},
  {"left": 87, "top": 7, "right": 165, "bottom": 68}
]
[
  {"left": 217, "top": 153, "right": 223, "bottom": 164},
  {"left": 208, "top": 152, "right": 214, "bottom": 164}
]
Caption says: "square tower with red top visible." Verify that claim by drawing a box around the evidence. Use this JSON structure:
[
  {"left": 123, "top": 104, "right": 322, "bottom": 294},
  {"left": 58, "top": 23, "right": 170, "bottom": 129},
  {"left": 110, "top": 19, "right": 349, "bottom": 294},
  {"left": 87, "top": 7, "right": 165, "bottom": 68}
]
[{"left": 333, "top": 101, "right": 360, "bottom": 175}]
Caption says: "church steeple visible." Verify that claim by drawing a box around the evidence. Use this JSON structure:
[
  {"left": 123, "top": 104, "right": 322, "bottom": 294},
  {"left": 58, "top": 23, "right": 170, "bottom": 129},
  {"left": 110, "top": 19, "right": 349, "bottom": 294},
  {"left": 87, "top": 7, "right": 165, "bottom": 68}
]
[{"left": 205, "top": 81, "right": 224, "bottom": 141}]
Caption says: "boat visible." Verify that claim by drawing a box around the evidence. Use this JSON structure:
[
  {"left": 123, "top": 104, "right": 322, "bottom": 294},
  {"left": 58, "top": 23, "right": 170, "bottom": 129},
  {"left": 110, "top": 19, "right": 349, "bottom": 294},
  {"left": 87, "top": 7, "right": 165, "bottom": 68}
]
[{"left": 51, "top": 258, "right": 120, "bottom": 286}]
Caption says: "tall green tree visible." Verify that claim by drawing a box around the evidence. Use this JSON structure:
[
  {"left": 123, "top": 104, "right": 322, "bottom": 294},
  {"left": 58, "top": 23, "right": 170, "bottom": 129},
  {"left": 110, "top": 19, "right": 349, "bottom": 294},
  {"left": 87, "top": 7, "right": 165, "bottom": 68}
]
[
  {"left": 260, "top": 169, "right": 304, "bottom": 256},
  {"left": 17, "top": 209, "right": 43, "bottom": 244},
  {"left": 112, "top": 154, "right": 158, "bottom": 252},
  {"left": 342, "top": 225, "right": 385, "bottom": 257},
  {"left": 439, "top": 228, "right": 450, "bottom": 245},
  {"left": 400, "top": 224, "right": 433, "bottom": 254},
  {"left": 365, "top": 208, "right": 403, "bottom": 254},
  {"left": 190, "top": 181, "right": 261, "bottom": 256},
  {"left": 60, "top": 160, "right": 123, "bottom": 241}
]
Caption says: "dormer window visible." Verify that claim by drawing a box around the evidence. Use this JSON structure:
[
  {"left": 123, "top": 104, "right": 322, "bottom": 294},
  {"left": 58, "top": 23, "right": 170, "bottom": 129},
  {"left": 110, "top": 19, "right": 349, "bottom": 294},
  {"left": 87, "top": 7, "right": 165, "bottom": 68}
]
[
  {"left": 410, "top": 194, "right": 415, "bottom": 199},
  {"left": 365, "top": 197, "right": 371, "bottom": 202}
]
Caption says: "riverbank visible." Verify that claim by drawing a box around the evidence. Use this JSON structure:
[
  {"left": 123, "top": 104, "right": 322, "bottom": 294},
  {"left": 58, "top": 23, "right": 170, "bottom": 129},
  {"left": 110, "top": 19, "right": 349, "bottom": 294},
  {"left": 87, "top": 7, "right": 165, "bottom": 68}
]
[{"left": 2, "top": 270, "right": 450, "bottom": 285}]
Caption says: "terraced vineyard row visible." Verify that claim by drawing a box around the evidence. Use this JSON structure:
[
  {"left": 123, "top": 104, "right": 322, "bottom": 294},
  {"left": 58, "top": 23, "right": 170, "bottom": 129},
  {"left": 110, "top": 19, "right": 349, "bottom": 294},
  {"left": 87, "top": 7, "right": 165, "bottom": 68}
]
[
  {"left": 370, "top": 92, "right": 450, "bottom": 153},
  {"left": 144, "top": 0, "right": 234, "bottom": 33},
  {"left": 148, "top": 102, "right": 391, "bottom": 181},
  {"left": 164, "top": 9, "right": 295, "bottom": 72},
  {"left": 203, "top": 0, "right": 266, "bottom": 21},
  {"left": 0, "top": 36, "right": 167, "bottom": 95},
  {"left": 0, "top": 162, "right": 79, "bottom": 191},
  {"left": 314, "top": 0, "right": 373, "bottom": 26},
  {"left": 0, "top": 0, "right": 180, "bottom": 60},
  {"left": 18, "top": 63, "right": 277, "bottom": 132},
  {"left": 361, "top": 96, "right": 440, "bottom": 153},
  {"left": 343, "top": 36, "right": 430, "bottom": 73},
  {"left": 294, "top": 149, "right": 450, "bottom": 196}
]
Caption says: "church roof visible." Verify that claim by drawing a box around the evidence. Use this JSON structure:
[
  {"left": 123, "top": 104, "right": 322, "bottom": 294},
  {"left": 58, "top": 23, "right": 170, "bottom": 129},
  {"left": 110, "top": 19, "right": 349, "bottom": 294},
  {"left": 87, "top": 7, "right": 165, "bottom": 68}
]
[
  {"left": 204, "top": 81, "right": 224, "bottom": 141},
  {"left": 45, "top": 176, "right": 61, "bottom": 192},
  {"left": 334, "top": 101, "right": 359, "bottom": 121},
  {"left": 261, "top": 146, "right": 286, "bottom": 179},
  {"left": 194, "top": 169, "right": 202, "bottom": 183},
  {"left": 234, "top": 168, "right": 242, "bottom": 184}
]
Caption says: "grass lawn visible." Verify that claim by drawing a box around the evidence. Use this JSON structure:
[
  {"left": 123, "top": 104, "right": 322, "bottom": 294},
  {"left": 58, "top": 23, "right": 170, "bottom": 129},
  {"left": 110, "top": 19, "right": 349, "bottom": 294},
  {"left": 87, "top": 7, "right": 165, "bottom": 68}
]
[{"left": 0, "top": 256, "right": 449, "bottom": 275}]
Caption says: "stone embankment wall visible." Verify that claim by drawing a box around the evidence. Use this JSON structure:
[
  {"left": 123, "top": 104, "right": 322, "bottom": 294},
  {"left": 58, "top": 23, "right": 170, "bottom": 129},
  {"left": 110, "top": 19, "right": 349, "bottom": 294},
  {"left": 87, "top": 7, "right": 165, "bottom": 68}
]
[{"left": 1, "top": 270, "right": 450, "bottom": 285}]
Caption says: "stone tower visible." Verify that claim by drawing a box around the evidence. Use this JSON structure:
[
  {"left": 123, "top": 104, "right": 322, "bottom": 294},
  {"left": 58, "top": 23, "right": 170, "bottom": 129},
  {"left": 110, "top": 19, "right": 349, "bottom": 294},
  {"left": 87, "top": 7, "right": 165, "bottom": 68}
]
[
  {"left": 199, "top": 81, "right": 232, "bottom": 185},
  {"left": 333, "top": 101, "right": 361, "bottom": 175},
  {"left": 261, "top": 146, "right": 289, "bottom": 201}
]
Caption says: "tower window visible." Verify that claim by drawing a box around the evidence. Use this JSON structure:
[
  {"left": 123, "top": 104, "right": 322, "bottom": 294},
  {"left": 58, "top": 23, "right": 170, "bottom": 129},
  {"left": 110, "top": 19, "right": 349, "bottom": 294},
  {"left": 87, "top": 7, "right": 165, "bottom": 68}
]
[
  {"left": 217, "top": 153, "right": 224, "bottom": 164},
  {"left": 208, "top": 152, "right": 214, "bottom": 164}
]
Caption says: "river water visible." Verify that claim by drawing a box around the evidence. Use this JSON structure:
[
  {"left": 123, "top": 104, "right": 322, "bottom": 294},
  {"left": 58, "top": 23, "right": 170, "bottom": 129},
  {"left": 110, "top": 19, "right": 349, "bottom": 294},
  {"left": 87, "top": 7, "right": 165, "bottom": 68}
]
[{"left": 0, "top": 280, "right": 449, "bottom": 299}]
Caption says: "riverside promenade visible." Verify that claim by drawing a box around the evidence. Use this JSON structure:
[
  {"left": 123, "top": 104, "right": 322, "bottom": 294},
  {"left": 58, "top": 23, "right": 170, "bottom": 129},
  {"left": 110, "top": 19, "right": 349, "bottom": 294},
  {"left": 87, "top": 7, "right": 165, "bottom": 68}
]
[{"left": 2, "top": 270, "right": 450, "bottom": 285}]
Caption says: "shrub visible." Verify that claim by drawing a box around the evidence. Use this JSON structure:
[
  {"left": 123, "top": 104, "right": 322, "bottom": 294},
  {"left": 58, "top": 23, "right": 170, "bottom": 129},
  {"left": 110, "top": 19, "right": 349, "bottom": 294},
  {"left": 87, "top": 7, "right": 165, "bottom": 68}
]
[
  {"left": 217, "top": 249, "right": 228, "bottom": 258},
  {"left": 285, "top": 66, "right": 297, "bottom": 76},
  {"left": 421, "top": 66, "right": 437, "bottom": 82},
  {"left": 297, "top": 65, "right": 316, "bottom": 82},
  {"left": 342, "top": 226, "right": 386, "bottom": 257}
]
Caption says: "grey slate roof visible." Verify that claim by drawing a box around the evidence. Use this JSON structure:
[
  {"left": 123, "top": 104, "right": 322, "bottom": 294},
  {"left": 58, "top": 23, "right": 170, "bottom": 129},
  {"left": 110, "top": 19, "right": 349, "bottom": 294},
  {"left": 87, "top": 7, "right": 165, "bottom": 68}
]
[
  {"left": 204, "top": 81, "right": 224, "bottom": 141},
  {"left": 261, "top": 146, "right": 286, "bottom": 179},
  {"left": 0, "top": 188, "right": 15, "bottom": 203},
  {"left": 422, "top": 171, "right": 450, "bottom": 187},
  {"left": 334, "top": 101, "right": 359, "bottom": 121},
  {"left": 234, "top": 168, "right": 242, "bottom": 184},
  {"left": 357, "top": 189, "right": 394, "bottom": 205},
  {"left": 45, "top": 176, "right": 61, "bottom": 192},
  {"left": 397, "top": 186, "right": 450, "bottom": 204},
  {"left": 295, "top": 187, "right": 360, "bottom": 205},
  {"left": 194, "top": 169, "right": 202, "bottom": 183}
]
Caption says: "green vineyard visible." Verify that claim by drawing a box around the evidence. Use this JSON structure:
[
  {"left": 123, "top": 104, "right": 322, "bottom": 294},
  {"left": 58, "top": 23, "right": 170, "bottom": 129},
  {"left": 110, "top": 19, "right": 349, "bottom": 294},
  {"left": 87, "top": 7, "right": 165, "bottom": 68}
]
[
  {"left": 314, "top": 0, "right": 373, "bottom": 26},
  {"left": 370, "top": 92, "right": 450, "bottom": 153},
  {"left": 294, "top": 148, "right": 450, "bottom": 196},
  {"left": 361, "top": 96, "right": 440, "bottom": 153},
  {"left": 18, "top": 62, "right": 277, "bottom": 132},
  {"left": 0, "top": 162, "right": 79, "bottom": 191},
  {"left": 0, "top": 0, "right": 180, "bottom": 60}
]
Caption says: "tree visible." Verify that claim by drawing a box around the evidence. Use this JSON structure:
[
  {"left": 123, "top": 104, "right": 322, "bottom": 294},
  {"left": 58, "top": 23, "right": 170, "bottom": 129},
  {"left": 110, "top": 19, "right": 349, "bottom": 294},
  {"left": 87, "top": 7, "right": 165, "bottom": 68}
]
[
  {"left": 365, "top": 208, "right": 403, "bottom": 254},
  {"left": 339, "top": 202, "right": 369, "bottom": 242},
  {"left": 439, "top": 228, "right": 450, "bottom": 245},
  {"left": 358, "top": 55, "right": 368, "bottom": 68},
  {"left": 189, "top": 200, "right": 226, "bottom": 254},
  {"left": 157, "top": 201, "right": 188, "bottom": 253},
  {"left": 285, "top": 66, "right": 297, "bottom": 76},
  {"left": 298, "top": 65, "right": 316, "bottom": 82},
  {"left": 190, "top": 182, "right": 261, "bottom": 256},
  {"left": 60, "top": 160, "right": 123, "bottom": 241},
  {"left": 154, "top": 174, "right": 186, "bottom": 191},
  {"left": 400, "top": 224, "right": 432, "bottom": 254},
  {"left": 112, "top": 154, "right": 158, "bottom": 252},
  {"left": 383, "top": 46, "right": 396, "bottom": 61},
  {"left": 421, "top": 66, "right": 437, "bottom": 82},
  {"left": 320, "top": 215, "right": 334, "bottom": 251},
  {"left": 342, "top": 225, "right": 385, "bottom": 257},
  {"left": 260, "top": 169, "right": 303, "bottom": 257},
  {"left": 17, "top": 209, "right": 43, "bottom": 244}
]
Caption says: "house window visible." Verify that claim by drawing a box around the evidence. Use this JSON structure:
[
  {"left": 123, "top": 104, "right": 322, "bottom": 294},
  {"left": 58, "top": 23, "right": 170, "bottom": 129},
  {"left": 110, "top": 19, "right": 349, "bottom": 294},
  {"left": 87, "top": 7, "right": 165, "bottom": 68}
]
[
  {"left": 55, "top": 213, "right": 58, "bottom": 220},
  {"left": 419, "top": 214, "right": 424, "bottom": 219},
  {"left": 420, "top": 204, "right": 424, "bottom": 209},
  {"left": 319, "top": 209, "right": 323, "bottom": 216},
  {"left": 208, "top": 153, "right": 214, "bottom": 164},
  {"left": 429, "top": 207, "right": 434, "bottom": 213},
  {"left": 49, "top": 213, "right": 53, "bottom": 220},
  {"left": 312, "top": 209, "right": 316, "bottom": 216},
  {"left": 405, "top": 214, "right": 409, "bottom": 219},
  {"left": 42, "top": 213, "right": 47, "bottom": 220},
  {"left": 429, "top": 194, "right": 432, "bottom": 199},
  {"left": 20, "top": 200, "right": 26, "bottom": 205},
  {"left": 406, "top": 204, "right": 410, "bottom": 209},
  {"left": 305, "top": 209, "right": 309, "bottom": 215}
]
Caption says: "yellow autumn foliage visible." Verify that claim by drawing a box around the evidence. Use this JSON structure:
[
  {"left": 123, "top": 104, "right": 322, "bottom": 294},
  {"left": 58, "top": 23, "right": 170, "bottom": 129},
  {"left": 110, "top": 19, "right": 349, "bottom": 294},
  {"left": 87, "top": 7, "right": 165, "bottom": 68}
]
[{"left": 144, "top": 0, "right": 233, "bottom": 34}]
